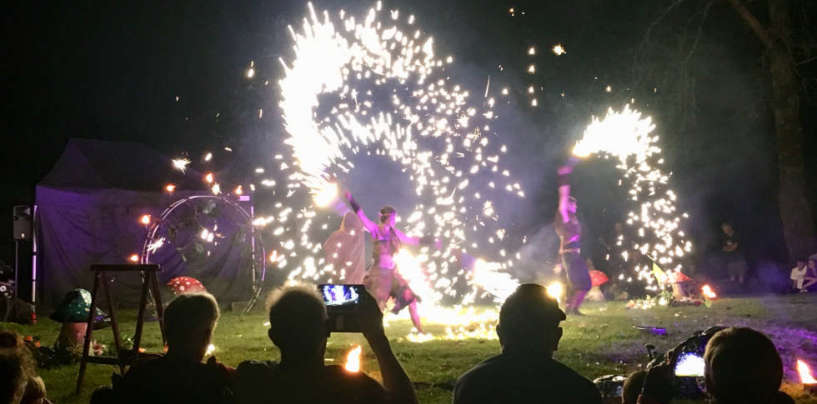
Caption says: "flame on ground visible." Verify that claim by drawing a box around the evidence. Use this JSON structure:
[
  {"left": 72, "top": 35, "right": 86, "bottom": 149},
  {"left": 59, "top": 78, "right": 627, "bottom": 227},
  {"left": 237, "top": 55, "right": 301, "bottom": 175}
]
[
  {"left": 701, "top": 284, "right": 717, "bottom": 299},
  {"left": 797, "top": 359, "right": 817, "bottom": 384},
  {"left": 344, "top": 345, "right": 362, "bottom": 372}
]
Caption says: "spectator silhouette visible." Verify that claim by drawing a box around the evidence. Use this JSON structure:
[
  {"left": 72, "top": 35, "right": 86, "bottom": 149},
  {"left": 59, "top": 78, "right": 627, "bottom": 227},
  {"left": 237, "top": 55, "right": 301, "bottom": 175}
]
[
  {"left": 453, "top": 283, "right": 602, "bottom": 404},
  {"left": 234, "top": 285, "right": 417, "bottom": 404},
  {"left": 638, "top": 327, "right": 793, "bottom": 404},
  {"left": 115, "top": 292, "right": 233, "bottom": 404},
  {"left": 621, "top": 370, "right": 646, "bottom": 404},
  {"left": 0, "top": 329, "right": 51, "bottom": 404}
]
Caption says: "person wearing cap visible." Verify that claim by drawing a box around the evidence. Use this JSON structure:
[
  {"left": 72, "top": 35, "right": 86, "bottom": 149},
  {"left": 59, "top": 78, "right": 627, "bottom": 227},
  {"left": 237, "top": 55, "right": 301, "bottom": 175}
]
[
  {"left": 555, "top": 159, "right": 592, "bottom": 315},
  {"left": 344, "top": 191, "right": 439, "bottom": 332},
  {"left": 453, "top": 283, "right": 602, "bottom": 404}
]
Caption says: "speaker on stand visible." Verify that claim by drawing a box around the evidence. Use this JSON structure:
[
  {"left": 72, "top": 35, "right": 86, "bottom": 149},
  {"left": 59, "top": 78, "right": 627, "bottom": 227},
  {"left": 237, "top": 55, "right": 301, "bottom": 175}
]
[{"left": 13, "top": 205, "right": 33, "bottom": 303}]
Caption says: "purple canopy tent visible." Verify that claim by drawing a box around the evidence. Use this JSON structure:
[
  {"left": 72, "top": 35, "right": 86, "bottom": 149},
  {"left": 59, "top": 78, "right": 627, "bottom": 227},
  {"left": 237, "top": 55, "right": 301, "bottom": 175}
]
[{"left": 34, "top": 139, "right": 261, "bottom": 306}]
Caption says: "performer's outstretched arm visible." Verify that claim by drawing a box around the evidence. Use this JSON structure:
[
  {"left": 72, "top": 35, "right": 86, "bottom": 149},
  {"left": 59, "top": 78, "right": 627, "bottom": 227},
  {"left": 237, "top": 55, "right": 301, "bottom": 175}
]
[
  {"left": 394, "top": 228, "right": 440, "bottom": 249},
  {"left": 345, "top": 192, "right": 378, "bottom": 233},
  {"left": 557, "top": 164, "right": 574, "bottom": 224},
  {"left": 392, "top": 228, "right": 420, "bottom": 246}
]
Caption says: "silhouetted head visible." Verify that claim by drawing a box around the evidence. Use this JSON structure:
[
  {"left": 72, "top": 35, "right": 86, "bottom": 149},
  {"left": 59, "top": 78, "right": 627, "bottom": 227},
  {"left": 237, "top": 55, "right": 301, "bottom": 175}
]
[
  {"left": 379, "top": 206, "right": 396, "bottom": 226},
  {"left": 267, "top": 286, "right": 328, "bottom": 363},
  {"left": 622, "top": 370, "right": 647, "bottom": 404},
  {"left": 704, "top": 327, "right": 782, "bottom": 404},
  {"left": 164, "top": 292, "right": 220, "bottom": 361},
  {"left": 497, "top": 283, "right": 566, "bottom": 356},
  {"left": 720, "top": 222, "right": 734, "bottom": 235}
]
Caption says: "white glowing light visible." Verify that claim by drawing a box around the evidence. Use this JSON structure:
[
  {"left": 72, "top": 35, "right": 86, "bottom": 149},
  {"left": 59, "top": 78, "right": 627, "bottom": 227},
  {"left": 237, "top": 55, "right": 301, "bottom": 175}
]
[
  {"left": 344, "top": 345, "right": 362, "bottom": 372},
  {"left": 701, "top": 284, "right": 717, "bottom": 299},
  {"left": 546, "top": 281, "right": 564, "bottom": 304},
  {"left": 797, "top": 359, "right": 817, "bottom": 384},
  {"left": 313, "top": 181, "right": 338, "bottom": 208},
  {"left": 552, "top": 44, "right": 566, "bottom": 55},
  {"left": 172, "top": 158, "right": 191, "bottom": 173},
  {"left": 205, "top": 344, "right": 216, "bottom": 356},
  {"left": 675, "top": 353, "right": 705, "bottom": 377}
]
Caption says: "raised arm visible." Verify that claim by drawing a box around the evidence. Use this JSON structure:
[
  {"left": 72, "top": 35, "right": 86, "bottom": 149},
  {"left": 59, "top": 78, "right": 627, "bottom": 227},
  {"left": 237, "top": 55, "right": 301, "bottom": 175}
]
[
  {"left": 557, "top": 163, "right": 574, "bottom": 224},
  {"left": 359, "top": 290, "right": 418, "bottom": 404},
  {"left": 345, "top": 192, "right": 378, "bottom": 234}
]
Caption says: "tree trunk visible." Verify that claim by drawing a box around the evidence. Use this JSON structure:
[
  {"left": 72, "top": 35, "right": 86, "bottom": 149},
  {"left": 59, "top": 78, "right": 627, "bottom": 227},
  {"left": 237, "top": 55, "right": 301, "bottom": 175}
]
[{"left": 766, "top": 0, "right": 817, "bottom": 261}]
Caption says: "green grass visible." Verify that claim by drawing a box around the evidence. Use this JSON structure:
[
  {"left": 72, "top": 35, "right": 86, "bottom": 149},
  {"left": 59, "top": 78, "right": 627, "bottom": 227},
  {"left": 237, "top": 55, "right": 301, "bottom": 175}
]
[{"left": 3, "top": 294, "right": 817, "bottom": 403}]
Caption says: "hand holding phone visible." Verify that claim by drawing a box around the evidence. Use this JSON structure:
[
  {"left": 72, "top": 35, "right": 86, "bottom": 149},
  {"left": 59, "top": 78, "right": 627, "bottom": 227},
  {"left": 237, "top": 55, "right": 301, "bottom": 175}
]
[{"left": 320, "top": 284, "right": 364, "bottom": 332}]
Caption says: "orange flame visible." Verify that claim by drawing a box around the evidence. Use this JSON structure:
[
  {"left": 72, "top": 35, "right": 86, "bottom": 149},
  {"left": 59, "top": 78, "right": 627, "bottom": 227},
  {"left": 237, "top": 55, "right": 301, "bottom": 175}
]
[
  {"left": 165, "top": 183, "right": 176, "bottom": 193},
  {"left": 344, "top": 345, "right": 362, "bottom": 373},
  {"left": 798, "top": 359, "right": 817, "bottom": 384},
  {"left": 701, "top": 284, "right": 717, "bottom": 299},
  {"left": 128, "top": 254, "right": 140, "bottom": 263},
  {"left": 139, "top": 214, "right": 151, "bottom": 225},
  {"left": 204, "top": 172, "right": 214, "bottom": 184}
]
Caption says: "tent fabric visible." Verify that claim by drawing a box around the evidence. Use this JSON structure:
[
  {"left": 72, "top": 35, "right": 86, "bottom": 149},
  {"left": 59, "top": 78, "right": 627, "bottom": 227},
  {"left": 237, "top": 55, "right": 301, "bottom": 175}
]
[{"left": 35, "top": 139, "right": 255, "bottom": 306}]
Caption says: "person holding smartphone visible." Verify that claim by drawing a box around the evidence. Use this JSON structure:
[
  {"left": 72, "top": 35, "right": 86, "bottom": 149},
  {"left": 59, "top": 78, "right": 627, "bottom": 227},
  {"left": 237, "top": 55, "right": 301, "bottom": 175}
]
[
  {"left": 234, "top": 286, "right": 417, "bottom": 404},
  {"left": 636, "top": 327, "right": 792, "bottom": 404},
  {"left": 344, "top": 191, "right": 438, "bottom": 332}
]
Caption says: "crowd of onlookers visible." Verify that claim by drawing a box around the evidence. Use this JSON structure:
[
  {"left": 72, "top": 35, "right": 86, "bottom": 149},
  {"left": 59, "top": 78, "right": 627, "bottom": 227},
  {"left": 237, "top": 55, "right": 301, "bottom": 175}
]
[{"left": 2, "top": 282, "right": 803, "bottom": 404}]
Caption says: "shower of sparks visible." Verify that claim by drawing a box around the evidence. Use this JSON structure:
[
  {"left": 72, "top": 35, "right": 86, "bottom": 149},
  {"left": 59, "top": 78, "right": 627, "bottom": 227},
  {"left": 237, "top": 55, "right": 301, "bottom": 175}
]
[
  {"left": 573, "top": 105, "right": 693, "bottom": 291},
  {"left": 273, "top": 2, "right": 524, "bottom": 304}
]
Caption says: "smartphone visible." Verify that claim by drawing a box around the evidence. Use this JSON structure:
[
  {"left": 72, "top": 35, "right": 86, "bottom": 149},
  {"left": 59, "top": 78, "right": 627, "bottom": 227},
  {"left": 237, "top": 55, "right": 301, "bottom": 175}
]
[
  {"left": 320, "top": 284, "right": 363, "bottom": 307},
  {"left": 674, "top": 352, "right": 706, "bottom": 377},
  {"left": 319, "top": 284, "right": 364, "bottom": 332}
]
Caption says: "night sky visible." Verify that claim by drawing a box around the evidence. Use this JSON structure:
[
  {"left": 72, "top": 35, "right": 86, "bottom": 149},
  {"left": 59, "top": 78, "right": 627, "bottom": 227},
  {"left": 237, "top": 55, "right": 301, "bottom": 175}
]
[{"left": 4, "top": 0, "right": 817, "bottom": 269}]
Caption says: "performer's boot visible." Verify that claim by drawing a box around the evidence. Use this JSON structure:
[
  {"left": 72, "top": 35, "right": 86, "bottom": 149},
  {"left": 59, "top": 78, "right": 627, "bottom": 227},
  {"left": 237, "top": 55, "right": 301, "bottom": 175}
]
[{"left": 567, "top": 290, "right": 588, "bottom": 316}]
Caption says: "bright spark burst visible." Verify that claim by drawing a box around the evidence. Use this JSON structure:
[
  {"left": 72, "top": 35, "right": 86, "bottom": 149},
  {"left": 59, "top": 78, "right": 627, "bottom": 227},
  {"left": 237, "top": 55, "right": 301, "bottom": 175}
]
[
  {"left": 275, "top": 2, "right": 523, "bottom": 303},
  {"left": 552, "top": 44, "right": 566, "bottom": 55},
  {"left": 172, "top": 158, "right": 191, "bottom": 173},
  {"left": 573, "top": 106, "right": 692, "bottom": 291}
]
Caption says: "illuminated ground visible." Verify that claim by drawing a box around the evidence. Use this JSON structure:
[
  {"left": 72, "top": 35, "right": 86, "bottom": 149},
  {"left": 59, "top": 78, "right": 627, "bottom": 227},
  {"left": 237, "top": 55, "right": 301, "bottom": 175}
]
[{"left": 3, "top": 294, "right": 816, "bottom": 404}]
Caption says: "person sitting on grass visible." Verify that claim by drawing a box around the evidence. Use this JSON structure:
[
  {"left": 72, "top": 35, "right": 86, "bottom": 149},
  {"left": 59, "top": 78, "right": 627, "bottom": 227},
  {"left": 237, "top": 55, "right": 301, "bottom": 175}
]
[
  {"left": 789, "top": 258, "right": 817, "bottom": 292},
  {"left": 0, "top": 330, "right": 51, "bottom": 404},
  {"left": 115, "top": 292, "right": 233, "bottom": 404},
  {"left": 638, "top": 327, "right": 793, "bottom": 404},
  {"left": 233, "top": 285, "right": 417, "bottom": 404},
  {"left": 453, "top": 283, "right": 602, "bottom": 404}
]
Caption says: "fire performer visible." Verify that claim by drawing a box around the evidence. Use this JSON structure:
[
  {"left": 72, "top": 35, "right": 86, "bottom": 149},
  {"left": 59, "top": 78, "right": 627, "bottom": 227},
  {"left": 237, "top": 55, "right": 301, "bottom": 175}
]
[
  {"left": 555, "top": 159, "right": 592, "bottom": 315},
  {"left": 344, "top": 191, "right": 438, "bottom": 332}
]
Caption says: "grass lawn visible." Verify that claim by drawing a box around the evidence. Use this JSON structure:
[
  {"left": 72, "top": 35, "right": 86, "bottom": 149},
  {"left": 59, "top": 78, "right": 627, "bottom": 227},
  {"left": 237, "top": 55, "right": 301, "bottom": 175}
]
[{"left": 2, "top": 293, "right": 816, "bottom": 403}]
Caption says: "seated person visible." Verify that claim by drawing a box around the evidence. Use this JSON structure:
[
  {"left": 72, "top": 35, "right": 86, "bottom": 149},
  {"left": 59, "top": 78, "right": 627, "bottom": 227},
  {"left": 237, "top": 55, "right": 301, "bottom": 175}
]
[
  {"left": 453, "top": 283, "right": 602, "bottom": 404},
  {"left": 638, "top": 327, "right": 794, "bottom": 404},
  {"left": 0, "top": 330, "right": 51, "bottom": 404},
  {"left": 789, "top": 258, "right": 816, "bottom": 292},
  {"left": 115, "top": 292, "right": 233, "bottom": 404},
  {"left": 234, "top": 286, "right": 417, "bottom": 404}
]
